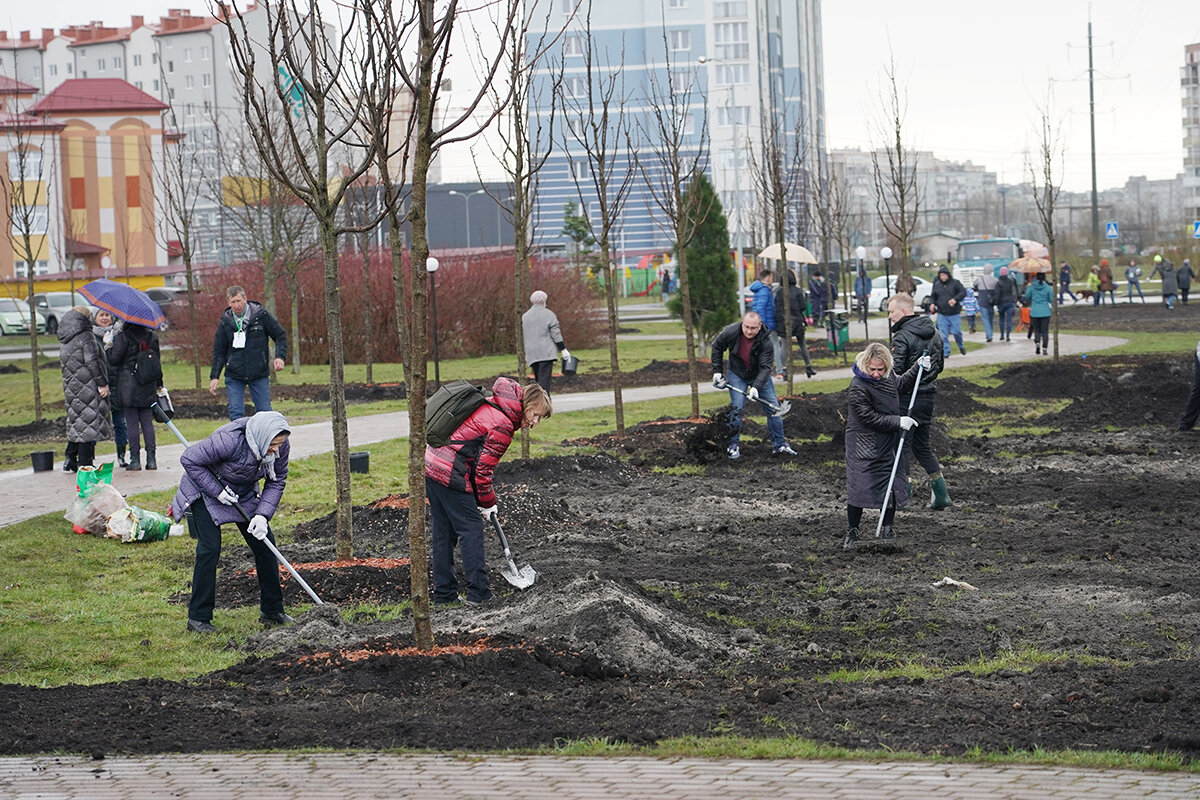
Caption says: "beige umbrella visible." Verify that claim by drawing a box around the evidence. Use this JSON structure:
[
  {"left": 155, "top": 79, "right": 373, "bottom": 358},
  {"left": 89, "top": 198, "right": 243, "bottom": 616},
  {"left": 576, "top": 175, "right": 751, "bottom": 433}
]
[
  {"left": 1010, "top": 256, "right": 1053, "bottom": 274},
  {"left": 757, "top": 242, "right": 818, "bottom": 264}
]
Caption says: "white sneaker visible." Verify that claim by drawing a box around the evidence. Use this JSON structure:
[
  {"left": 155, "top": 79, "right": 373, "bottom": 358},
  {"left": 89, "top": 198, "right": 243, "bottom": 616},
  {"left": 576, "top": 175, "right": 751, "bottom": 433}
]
[{"left": 773, "top": 444, "right": 797, "bottom": 456}]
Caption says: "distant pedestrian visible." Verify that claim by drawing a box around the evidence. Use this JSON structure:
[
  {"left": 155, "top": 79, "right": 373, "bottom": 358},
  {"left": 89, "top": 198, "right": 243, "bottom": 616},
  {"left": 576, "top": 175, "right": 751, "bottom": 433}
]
[
  {"left": 961, "top": 287, "right": 979, "bottom": 333},
  {"left": 1098, "top": 259, "right": 1116, "bottom": 305},
  {"left": 660, "top": 268, "right": 671, "bottom": 299},
  {"left": 841, "top": 341, "right": 931, "bottom": 551},
  {"left": 210, "top": 286, "right": 288, "bottom": 422},
  {"left": 1023, "top": 271, "right": 1054, "bottom": 355},
  {"left": 1058, "top": 261, "right": 1078, "bottom": 304},
  {"left": 1150, "top": 255, "right": 1178, "bottom": 310},
  {"left": 927, "top": 266, "right": 966, "bottom": 357},
  {"left": 711, "top": 312, "right": 796, "bottom": 460},
  {"left": 973, "top": 270, "right": 998, "bottom": 342},
  {"left": 522, "top": 290, "right": 570, "bottom": 393},
  {"left": 1178, "top": 258, "right": 1193, "bottom": 304},
  {"left": 994, "top": 266, "right": 1018, "bottom": 341},
  {"left": 93, "top": 308, "right": 128, "bottom": 467},
  {"left": 748, "top": 269, "right": 782, "bottom": 376},
  {"left": 58, "top": 307, "right": 112, "bottom": 472},
  {"left": 1124, "top": 261, "right": 1146, "bottom": 303},
  {"left": 1087, "top": 265, "right": 1102, "bottom": 306},
  {"left": 853, "top": 267, "right": 870, "bottom": 323},
  {"left": 809, "top": 270, "right": 835, "bottom": 321},
  {"left": 108, "top": 320, "right": 162, "bottom": 470},
  {"left": 774, "top": 269, "right": 816, "bottom": 378}
]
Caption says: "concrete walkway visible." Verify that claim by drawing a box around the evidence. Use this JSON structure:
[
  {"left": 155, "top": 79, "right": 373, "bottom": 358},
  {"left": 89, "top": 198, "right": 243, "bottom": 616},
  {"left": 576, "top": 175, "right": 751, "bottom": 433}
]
[
  {"left": 0, "top": 332, "right": 1125, "bottom": 528},
  {"left": 0, "top": 751, "right": 1195, "bottom": 799}
]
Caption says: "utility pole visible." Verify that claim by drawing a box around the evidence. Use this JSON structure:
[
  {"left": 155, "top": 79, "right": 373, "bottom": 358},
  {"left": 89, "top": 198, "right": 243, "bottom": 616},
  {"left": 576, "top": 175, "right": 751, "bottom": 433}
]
[{"left": 1088, "top": 19, "right": 1100, "bottom": 261}]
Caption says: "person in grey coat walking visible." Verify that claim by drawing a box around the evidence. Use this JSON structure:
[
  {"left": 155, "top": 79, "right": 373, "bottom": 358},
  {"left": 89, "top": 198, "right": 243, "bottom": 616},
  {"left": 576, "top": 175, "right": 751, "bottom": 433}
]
[
  {"left": 58, "top": 307, "right": 112, "bottom": 471},
  {"left": 1178, "top": 258, "right": 1193, "bottom": 304},
  {"left": 1150, "top": 255, "right": 1178, "bottom": 310},
  {"left": 171, "top": 411, "right": 293, "bottom": 634},
  {"left": 522, "top": 290, "right": 570, "bottom": 393},
  {"left": 842, "top": 341, "right": 930, "bottom": 551}
]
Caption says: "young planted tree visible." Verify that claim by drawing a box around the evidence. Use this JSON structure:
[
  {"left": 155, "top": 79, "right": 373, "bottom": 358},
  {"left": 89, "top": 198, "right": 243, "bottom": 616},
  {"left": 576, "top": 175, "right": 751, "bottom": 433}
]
[
  {"left": 1028, "top": 104, "right": 1064, "bottom": 359},
  {"left": 871, "top": 56, "right": 921, "bottom": 289},
  {"left": 154, "top": 126, "right": 204, "bottom": 389},
  {"left": 222, "top": 0, "right": 400, "bottom": 560},
  {"left": 668, "top": 173, "right": 736, "bottom": 346},
  {"left": 637, "top": 38, "right": 710, "bottom": 416},
  {"left": 560, "top": 3, "right": 636, "bottom": 434},
  {"left": 1, "top": 113, "right": 60, "bottom": 422}
]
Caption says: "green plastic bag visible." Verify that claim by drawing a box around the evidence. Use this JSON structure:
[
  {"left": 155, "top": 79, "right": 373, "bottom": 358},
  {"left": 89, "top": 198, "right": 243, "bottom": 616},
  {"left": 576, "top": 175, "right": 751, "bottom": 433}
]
[
  {"left": 106, "top": 506, "right": 174, "bottom": 543},
  {"left": 76, "top": 463, "right": 114, "bottom": 496}
]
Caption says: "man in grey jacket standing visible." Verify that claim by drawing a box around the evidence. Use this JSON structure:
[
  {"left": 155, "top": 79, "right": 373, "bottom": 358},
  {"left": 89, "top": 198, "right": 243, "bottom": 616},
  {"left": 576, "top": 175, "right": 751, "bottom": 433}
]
[{"left": 522, "top": 290, "right": 570, "bottom": 393}]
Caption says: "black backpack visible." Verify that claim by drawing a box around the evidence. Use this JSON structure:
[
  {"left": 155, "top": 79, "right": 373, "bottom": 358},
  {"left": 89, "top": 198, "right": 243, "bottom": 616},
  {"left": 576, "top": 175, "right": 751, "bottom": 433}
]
[
  {"left": 132, "top": 339, "right": 162, "bottom": 385},
  {"left": 425, "top": 380, "right": 503, "bottom": 447}
]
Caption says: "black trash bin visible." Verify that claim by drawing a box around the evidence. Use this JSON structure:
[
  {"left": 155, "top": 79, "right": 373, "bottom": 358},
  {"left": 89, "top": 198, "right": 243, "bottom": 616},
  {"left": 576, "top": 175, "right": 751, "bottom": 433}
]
[
  {"left": 349, "top": 452, "right": 370, "bottom": 474},
  {"left": 31, "top": 450, "right": 54, "bottom": 472}
]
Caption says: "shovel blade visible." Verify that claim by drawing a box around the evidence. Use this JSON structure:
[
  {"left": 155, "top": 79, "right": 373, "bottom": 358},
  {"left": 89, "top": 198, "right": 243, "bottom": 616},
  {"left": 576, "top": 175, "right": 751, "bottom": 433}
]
[
  {"left": 499, "top": 560, "right": 537, "bottom": 589},
  {"left": 772, "top": 399, "right": 792, "bottom": 417}
]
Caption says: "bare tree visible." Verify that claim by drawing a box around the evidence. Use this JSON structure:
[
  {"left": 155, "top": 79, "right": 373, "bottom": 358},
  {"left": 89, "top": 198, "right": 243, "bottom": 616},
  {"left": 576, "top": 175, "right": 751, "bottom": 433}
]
[
  {"left": 480, "top": 0, "right": 563, "bottom": 457},
  {"left": 1, "top": 113, "right": 59, "bottom": 422},
  {"left": 871, "top": 57, "right": 920, "bottom": 288},
  {"left": 1027, "top": 104, "right": 1064, "bottom": 359},
  {"left": 637, "top": 34, "right": 710, "bottom": 417},
  {"left": 560, "top": 2, "right": 636, "bottom": 434},
  {"left": 344, "top": 174, "right": 378, "bottom": 383},
  {"left": 222, "top": 0, "right": 400, "bottom": 560},
  {"left": 154, "top": 126, "right": 204, "bottom": 389}
]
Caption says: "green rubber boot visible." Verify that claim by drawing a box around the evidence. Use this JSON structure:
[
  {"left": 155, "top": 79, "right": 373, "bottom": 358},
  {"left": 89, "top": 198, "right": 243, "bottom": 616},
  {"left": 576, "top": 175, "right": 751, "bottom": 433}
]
[{"left": 928, "top": 473, "right": 951, "bottom": 510}]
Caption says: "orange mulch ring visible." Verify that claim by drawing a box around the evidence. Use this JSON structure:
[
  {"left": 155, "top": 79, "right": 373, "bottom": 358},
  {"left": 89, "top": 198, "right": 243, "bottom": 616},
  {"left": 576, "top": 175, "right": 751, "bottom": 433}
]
[
  {"left": 246, "top": 556, "right": 410, "bottom": 578},
  {"left": 294, "top": 638, "right": 521, "bottom": 665},
  {"left": 371, "top": 495, "right": 430, "bottom": 509},
  {"left": 640, "top": 417, "right": 709, "bottom": 426}
]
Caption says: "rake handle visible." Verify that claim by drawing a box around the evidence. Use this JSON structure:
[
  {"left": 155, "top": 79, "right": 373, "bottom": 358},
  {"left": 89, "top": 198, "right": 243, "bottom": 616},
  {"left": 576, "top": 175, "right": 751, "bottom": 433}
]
[{"left": 875, "top": 364, "right": 925, "bottom": 540}]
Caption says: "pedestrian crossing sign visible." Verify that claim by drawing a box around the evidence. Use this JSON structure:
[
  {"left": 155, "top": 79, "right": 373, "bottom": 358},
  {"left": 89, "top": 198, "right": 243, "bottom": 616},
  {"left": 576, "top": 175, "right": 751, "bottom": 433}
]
[
  {"left": 1193, "top": 221, "right": 1200, "bottom": 238},
  {"left": 1105, "top": 222, "right": 1119, "bottom": 239}
]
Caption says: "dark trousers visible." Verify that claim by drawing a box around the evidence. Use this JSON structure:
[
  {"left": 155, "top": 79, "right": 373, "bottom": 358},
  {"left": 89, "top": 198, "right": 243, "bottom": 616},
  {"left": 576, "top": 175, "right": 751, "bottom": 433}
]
[
  {"left": 904, "top": 394, "right": 940, "bottom": 476},
  {"left": 530, "top": 360, "right": 554, "bottom": 393},
  {"left": 111, "top": 400, "right": 127, "bottom": 447},
  {"left": 1182, "top": 287, "right": 1191, "bottom": 304},
  {"left": 123, "top": 407, "right": 156, "bottom": 454},
  {"left": 1180, "top": 355, "right": 1200, "bottom": 430},
  {"left": 848, "top": 505, "right": 895, "bottom": 528},
  {"left": 1031, "top": 316, "right": 1050, "bottom": 349},
  {"left": 186, "top": 498, "right": 284, "bottom": 622},
  {"left": 426, "top": 476, "right": 492, "bottom": 604}
]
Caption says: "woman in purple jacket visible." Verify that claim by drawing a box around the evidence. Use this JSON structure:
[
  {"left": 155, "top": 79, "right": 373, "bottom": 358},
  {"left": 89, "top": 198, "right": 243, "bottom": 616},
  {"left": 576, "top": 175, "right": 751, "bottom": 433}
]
[{"left": 171, "top": 411, "right": 292, "bottom": 634}]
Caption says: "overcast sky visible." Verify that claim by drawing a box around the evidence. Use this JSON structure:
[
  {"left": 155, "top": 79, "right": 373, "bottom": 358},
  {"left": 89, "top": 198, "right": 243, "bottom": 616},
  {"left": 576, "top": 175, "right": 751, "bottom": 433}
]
[{"left": 7, "top": 1, "right": 1200, "bottom": 193}]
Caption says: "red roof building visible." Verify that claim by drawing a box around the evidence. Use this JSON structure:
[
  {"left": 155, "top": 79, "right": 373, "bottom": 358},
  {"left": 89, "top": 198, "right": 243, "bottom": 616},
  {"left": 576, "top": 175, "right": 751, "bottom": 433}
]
[{"left": 29, "top": 79, "right": 168, "bottom": 114}]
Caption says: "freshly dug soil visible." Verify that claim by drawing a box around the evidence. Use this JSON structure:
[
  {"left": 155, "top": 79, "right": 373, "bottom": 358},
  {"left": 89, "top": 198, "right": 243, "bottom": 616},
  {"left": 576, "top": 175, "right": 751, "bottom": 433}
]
[{"left": 2, "top": 355, "right": 1199, "bottom": 760}]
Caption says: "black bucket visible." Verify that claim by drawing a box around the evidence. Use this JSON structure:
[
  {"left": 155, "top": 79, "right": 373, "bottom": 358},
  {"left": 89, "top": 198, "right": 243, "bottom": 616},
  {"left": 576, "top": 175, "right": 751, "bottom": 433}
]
[
  {"left": 349, "top": 451, "right": 370, "bottom": 474},
  {"left": 30, "top": 450, "right": 54, "bottom": 472},
  {"left": 561, "top": 354, "right": 579, "bottom": 376}
]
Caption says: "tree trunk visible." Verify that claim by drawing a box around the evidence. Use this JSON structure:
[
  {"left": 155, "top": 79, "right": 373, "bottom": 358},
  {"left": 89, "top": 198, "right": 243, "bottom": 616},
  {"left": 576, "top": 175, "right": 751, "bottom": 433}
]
[
  {"left": 513, "top": 205, "right": 530, "bottom": 458},
  {"left": 318, "top": 215, "right": 354, "bottom": 561},
  {"left": 288, "top": 271, "right": 302, "bottom": 374},
  {"left": 676, "top": 247, "right": 699, "bottom": 417},
  {"left": 184, "top": 256, "right": 201, "bottom": 389},
  {"left": 359, "top": 236, "right": 374, "bottom": 384},
  {"left": 601, "top": 237, "right": 624, "bottom": 433},
  {"left": 24, "top": 260, "right": 41, "bottom": 423}
]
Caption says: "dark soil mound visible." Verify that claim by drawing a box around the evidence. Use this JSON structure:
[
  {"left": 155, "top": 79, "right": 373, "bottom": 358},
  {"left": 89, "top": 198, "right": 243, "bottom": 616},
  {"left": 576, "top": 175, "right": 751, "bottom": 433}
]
[
  {"left": 314, "top": 383, "right": 407, "bottom": 403},
  {"left": 988, "top": 359, "right": 1111, "bottom": 398},
  {"left": 935, "top": 376, "right": 991, "bottom": 416},
  {"left": 1044, "top": 358, "right": 1192, "bottom": 428},
  {"left": 0, "top": 363, "right": 23, "bottom": 374},
  {"left": 0, "top": 416, "right": 66, "bottom": 443}
]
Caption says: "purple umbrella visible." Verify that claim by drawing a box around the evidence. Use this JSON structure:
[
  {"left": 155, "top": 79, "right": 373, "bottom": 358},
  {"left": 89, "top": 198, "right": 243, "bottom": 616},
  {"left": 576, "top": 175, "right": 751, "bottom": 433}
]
[{"left": 80, "top": 278, "right": 166, "bottom": 329}]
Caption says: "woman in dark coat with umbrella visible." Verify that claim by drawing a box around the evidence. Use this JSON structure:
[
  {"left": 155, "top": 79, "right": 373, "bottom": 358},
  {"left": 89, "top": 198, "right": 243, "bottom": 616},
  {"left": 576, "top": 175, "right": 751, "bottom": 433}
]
[
  {"left": 843, "top": 341, "right": 930, "bottom": 551},
  {"left": 107, "top": 321, "right": 163, "bottom": 470},
  {"left": 58, "top": 307, "right": 112, "bottom": 471}
]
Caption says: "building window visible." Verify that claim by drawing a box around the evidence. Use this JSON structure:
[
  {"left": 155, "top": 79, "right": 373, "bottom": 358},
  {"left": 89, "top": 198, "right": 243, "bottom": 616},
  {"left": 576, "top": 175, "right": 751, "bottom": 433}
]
[
  {"left": 668, "top": 30, "right": 691, "bottom": 52},
  {"left": 169, "top": 88, "right": 175, "bottom": 99},
  {"left": 11, "top": 207, "right": 49, "bottom": 235},
  {"left": 714, "top": 21, "right": 749, "bottom": 60},
  {"left": 14, "top": 261, "right": 51, "bottom": 278},
  {"left": 184, "top": 48, "right": 192, "bottom": 62},
  {"left": 669, "top": 69, "right": 693, "bottom": 93},
  {"left": 566, "top": 76, "right": 588, "bottom": 98},
  {"left": 668, "top": 0, "right": 687, "bottom": 7},
  {"left": 168, "top": 60, "right": 174, "bottom": 73},
  {"left": 114, "top": 56, "right": 122, "bottom": 69},
  {"left": 135, "top": 80, "right": 143, "bottom": 89},
  {"left": 571, "top": 159, "right": 590, "bottom": 180},
  {"left": 152, "top": 52, "right": 158, "bottom": 64},
  {"left": 8, "top": 151, "right": 43, "bottom": 177},
  {"left": 561, "top": 0, "right": 576, "bottom": 13},
  {"left": 201, "top": 45, "right": 210, "bottom": 60},
  {"left": 67, "top": 63, "right": 73, "bottom": 74},
  {"left": 186, "top": 75, "right": 194, "bottom": 88},
  {"left": 153, "top": 79, "right": 159, "bottom": 91},
  {"left": 133, "top": 54, "right": 142, "bottom": 66},
  {"left": 565, "top": 117, "right": 585, "bottom": 138},
  {"left": 202, "top": 73, "right": 211, "bottom": 87},
  {"left": 716, "top": 105, "right": 750, "bottom": 126},
  {"left": 715, "top": 63, "right": 749, "bottom": 86},
  {"left": 97, "top": 58, "right": 106, "bottom": 71},
  {"left": 186, "top": 103, "right": 195, "bottom": 118},
  {"left": 713, "top": 1, "right": 747, "bottom": 17},
  {"left": 563, "top": 33, "right": 585, "bottom": 57},
  {"left": 48, "top": 64, "right": 57, "bottom": 76}
]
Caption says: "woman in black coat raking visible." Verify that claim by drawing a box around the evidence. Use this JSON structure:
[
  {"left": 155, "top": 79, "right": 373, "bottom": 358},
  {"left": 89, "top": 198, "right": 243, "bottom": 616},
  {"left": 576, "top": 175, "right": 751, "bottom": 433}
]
[
  {"left": 842, "top": 341, "right": 930, "bottom": 551},
  {"left": 107, "top": 321, "right": 163, "bottom": 471}
]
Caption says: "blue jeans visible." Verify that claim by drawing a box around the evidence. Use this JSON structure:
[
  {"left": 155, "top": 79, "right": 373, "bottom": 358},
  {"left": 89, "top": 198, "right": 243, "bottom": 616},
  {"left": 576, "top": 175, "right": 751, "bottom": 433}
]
[
  {"left": 996, "top": 302, "right": 1015, "bottom": 339},
  {"left": 979, "top": 304, "right": 994, "bottom": 340},
  {"left": 225, "top": 376, "right": 272, "bottom": 421},
  {"left": 111, "top": 399, "right": 127, "bottom": 447},
  {"left": 726, "top": 371, "right": 786, "bottom": 449},
  {"left": 1059, "top": 282, "right": 1077, "bottom": 303},
  {"left": 426, "top": 476, "right": 492, "bottom": 604},
  {"left": 1165, "top": 293, "right": 1177, "bottom": 310},
  {"left": 1126, "top": 280, "right": 1144, "bottom": 301},
  {"left": 936, "top": 313, "right": 963, "bottom": 356}
]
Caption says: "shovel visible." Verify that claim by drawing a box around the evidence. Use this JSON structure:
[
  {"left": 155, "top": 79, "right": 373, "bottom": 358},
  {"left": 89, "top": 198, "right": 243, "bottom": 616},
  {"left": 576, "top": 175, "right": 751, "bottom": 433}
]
[
  {"left": 487, "top": 515, "right": 537, "bottom": 589},
  {"left": 726, "top": 384, "right": 792, "bottom": 417},
  {"left": 151, "top": 402, "right": 324, "bottom": 606}
]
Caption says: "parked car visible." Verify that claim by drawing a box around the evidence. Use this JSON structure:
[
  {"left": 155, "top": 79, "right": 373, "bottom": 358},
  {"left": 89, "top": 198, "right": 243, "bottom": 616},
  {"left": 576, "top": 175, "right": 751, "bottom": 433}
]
[
  {"left": 0, "top": 298, "right": 47, "bottom": 336},
  {"left": 144, "top": 286, "right": 190, "bottom": 307},
  {"left": 856, "top": 275, "right": 933, "bottom": 313},
  {"left": 26, "top": 291, "right": 89, "bottom": 334}
]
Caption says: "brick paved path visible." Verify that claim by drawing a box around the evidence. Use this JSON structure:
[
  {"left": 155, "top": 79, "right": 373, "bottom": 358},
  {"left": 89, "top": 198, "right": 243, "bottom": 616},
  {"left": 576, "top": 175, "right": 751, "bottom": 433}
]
[{"left": 1, "top": 752, "right": 1196, "bottom": 799}]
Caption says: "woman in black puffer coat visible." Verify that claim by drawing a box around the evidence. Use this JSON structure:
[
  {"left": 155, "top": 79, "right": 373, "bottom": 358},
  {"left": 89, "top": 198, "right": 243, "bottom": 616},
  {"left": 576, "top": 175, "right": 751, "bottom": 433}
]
[
  {"left": 58, "top": 307, "right": 112, "bottom": 470},
  {"left": 842, "top": 341, "right": 929, "bottom": 551},
  {"left": 108, "top": 322, "right": 163, "bottom": 470}
]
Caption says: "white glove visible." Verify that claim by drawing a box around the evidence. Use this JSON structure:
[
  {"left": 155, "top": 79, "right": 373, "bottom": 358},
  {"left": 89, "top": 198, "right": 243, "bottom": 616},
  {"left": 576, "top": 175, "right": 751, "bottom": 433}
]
[
  {"left": 102, "top": 329, "right": 115, "bottom": 346},
  {"left": 712, "top": 372, "right": 727, "bottom": 389},
  {"left": 479, "top": 505, "right": 498, "bottom": 524},
  {"left": 747, "top": 386, "right": 759, "bottom": 402},
  {"left": 248, "top": 515, "right": 269, "bottom": 540},
  {"left": 217, "top": 486, "right": 239, "bottom": 506},
  {"left": 560, "top": 349, "right": 571, "bottom": 361},
  {"left": 917, "top": 354, "right": 933, "bottom": 370},
  {"left": 899, "top": 416, "right": 918, "bottom": 431}
]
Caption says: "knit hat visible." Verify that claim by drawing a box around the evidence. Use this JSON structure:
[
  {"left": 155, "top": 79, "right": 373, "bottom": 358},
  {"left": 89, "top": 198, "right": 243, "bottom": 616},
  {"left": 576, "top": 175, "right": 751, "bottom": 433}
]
[
  {"left": 530, "top": 290, "right": 548, "bottom": 305},
  {"left": 1154, "top": 255, "right": 1163, "bottom": 263},
  {"left": 998, "top": 266, "right": 1009, "bottom": 276}
]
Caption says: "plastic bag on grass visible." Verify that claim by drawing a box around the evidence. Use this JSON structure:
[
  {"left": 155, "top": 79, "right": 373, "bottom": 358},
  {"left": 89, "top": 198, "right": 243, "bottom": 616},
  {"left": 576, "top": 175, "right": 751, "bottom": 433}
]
[
  {"left": 64, "top": 482, "right": 127, "bottom": 536},
  {"left": 106, "top": 506, "right": 175, "bottom": 543},
  {"left": 76, "top": 463, "right": 114, "bottom": 496}
]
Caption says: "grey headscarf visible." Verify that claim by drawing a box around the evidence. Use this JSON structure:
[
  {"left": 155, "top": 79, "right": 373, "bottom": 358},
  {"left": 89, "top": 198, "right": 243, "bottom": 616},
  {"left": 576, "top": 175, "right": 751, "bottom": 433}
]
[{"left": 245, "top": 411, "right": 291, "bottom": 480}]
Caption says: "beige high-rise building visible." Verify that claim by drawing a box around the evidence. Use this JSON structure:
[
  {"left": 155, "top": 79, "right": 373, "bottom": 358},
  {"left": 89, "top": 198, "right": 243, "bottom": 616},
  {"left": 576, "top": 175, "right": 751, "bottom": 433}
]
[{"left": 1184, "top": 43, "right": 1200, "bottom": 225}]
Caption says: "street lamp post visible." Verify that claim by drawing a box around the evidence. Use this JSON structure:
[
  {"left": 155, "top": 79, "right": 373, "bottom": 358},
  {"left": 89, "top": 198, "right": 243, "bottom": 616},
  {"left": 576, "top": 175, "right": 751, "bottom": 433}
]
[
  {"left": 426, "top": 257, "right": 441, "bottom": 388},
  {"left": 855, "top": 245, "right": 869, "bottom": 338},
  {"left": 699, "top": 56, "right": 746, "bottom": 314},
  {"left": 880, "top": 246, "right": 893, "bottom": 342},
  {"left": 448, "top": 189, "right": 487, "bottom": 247}
]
